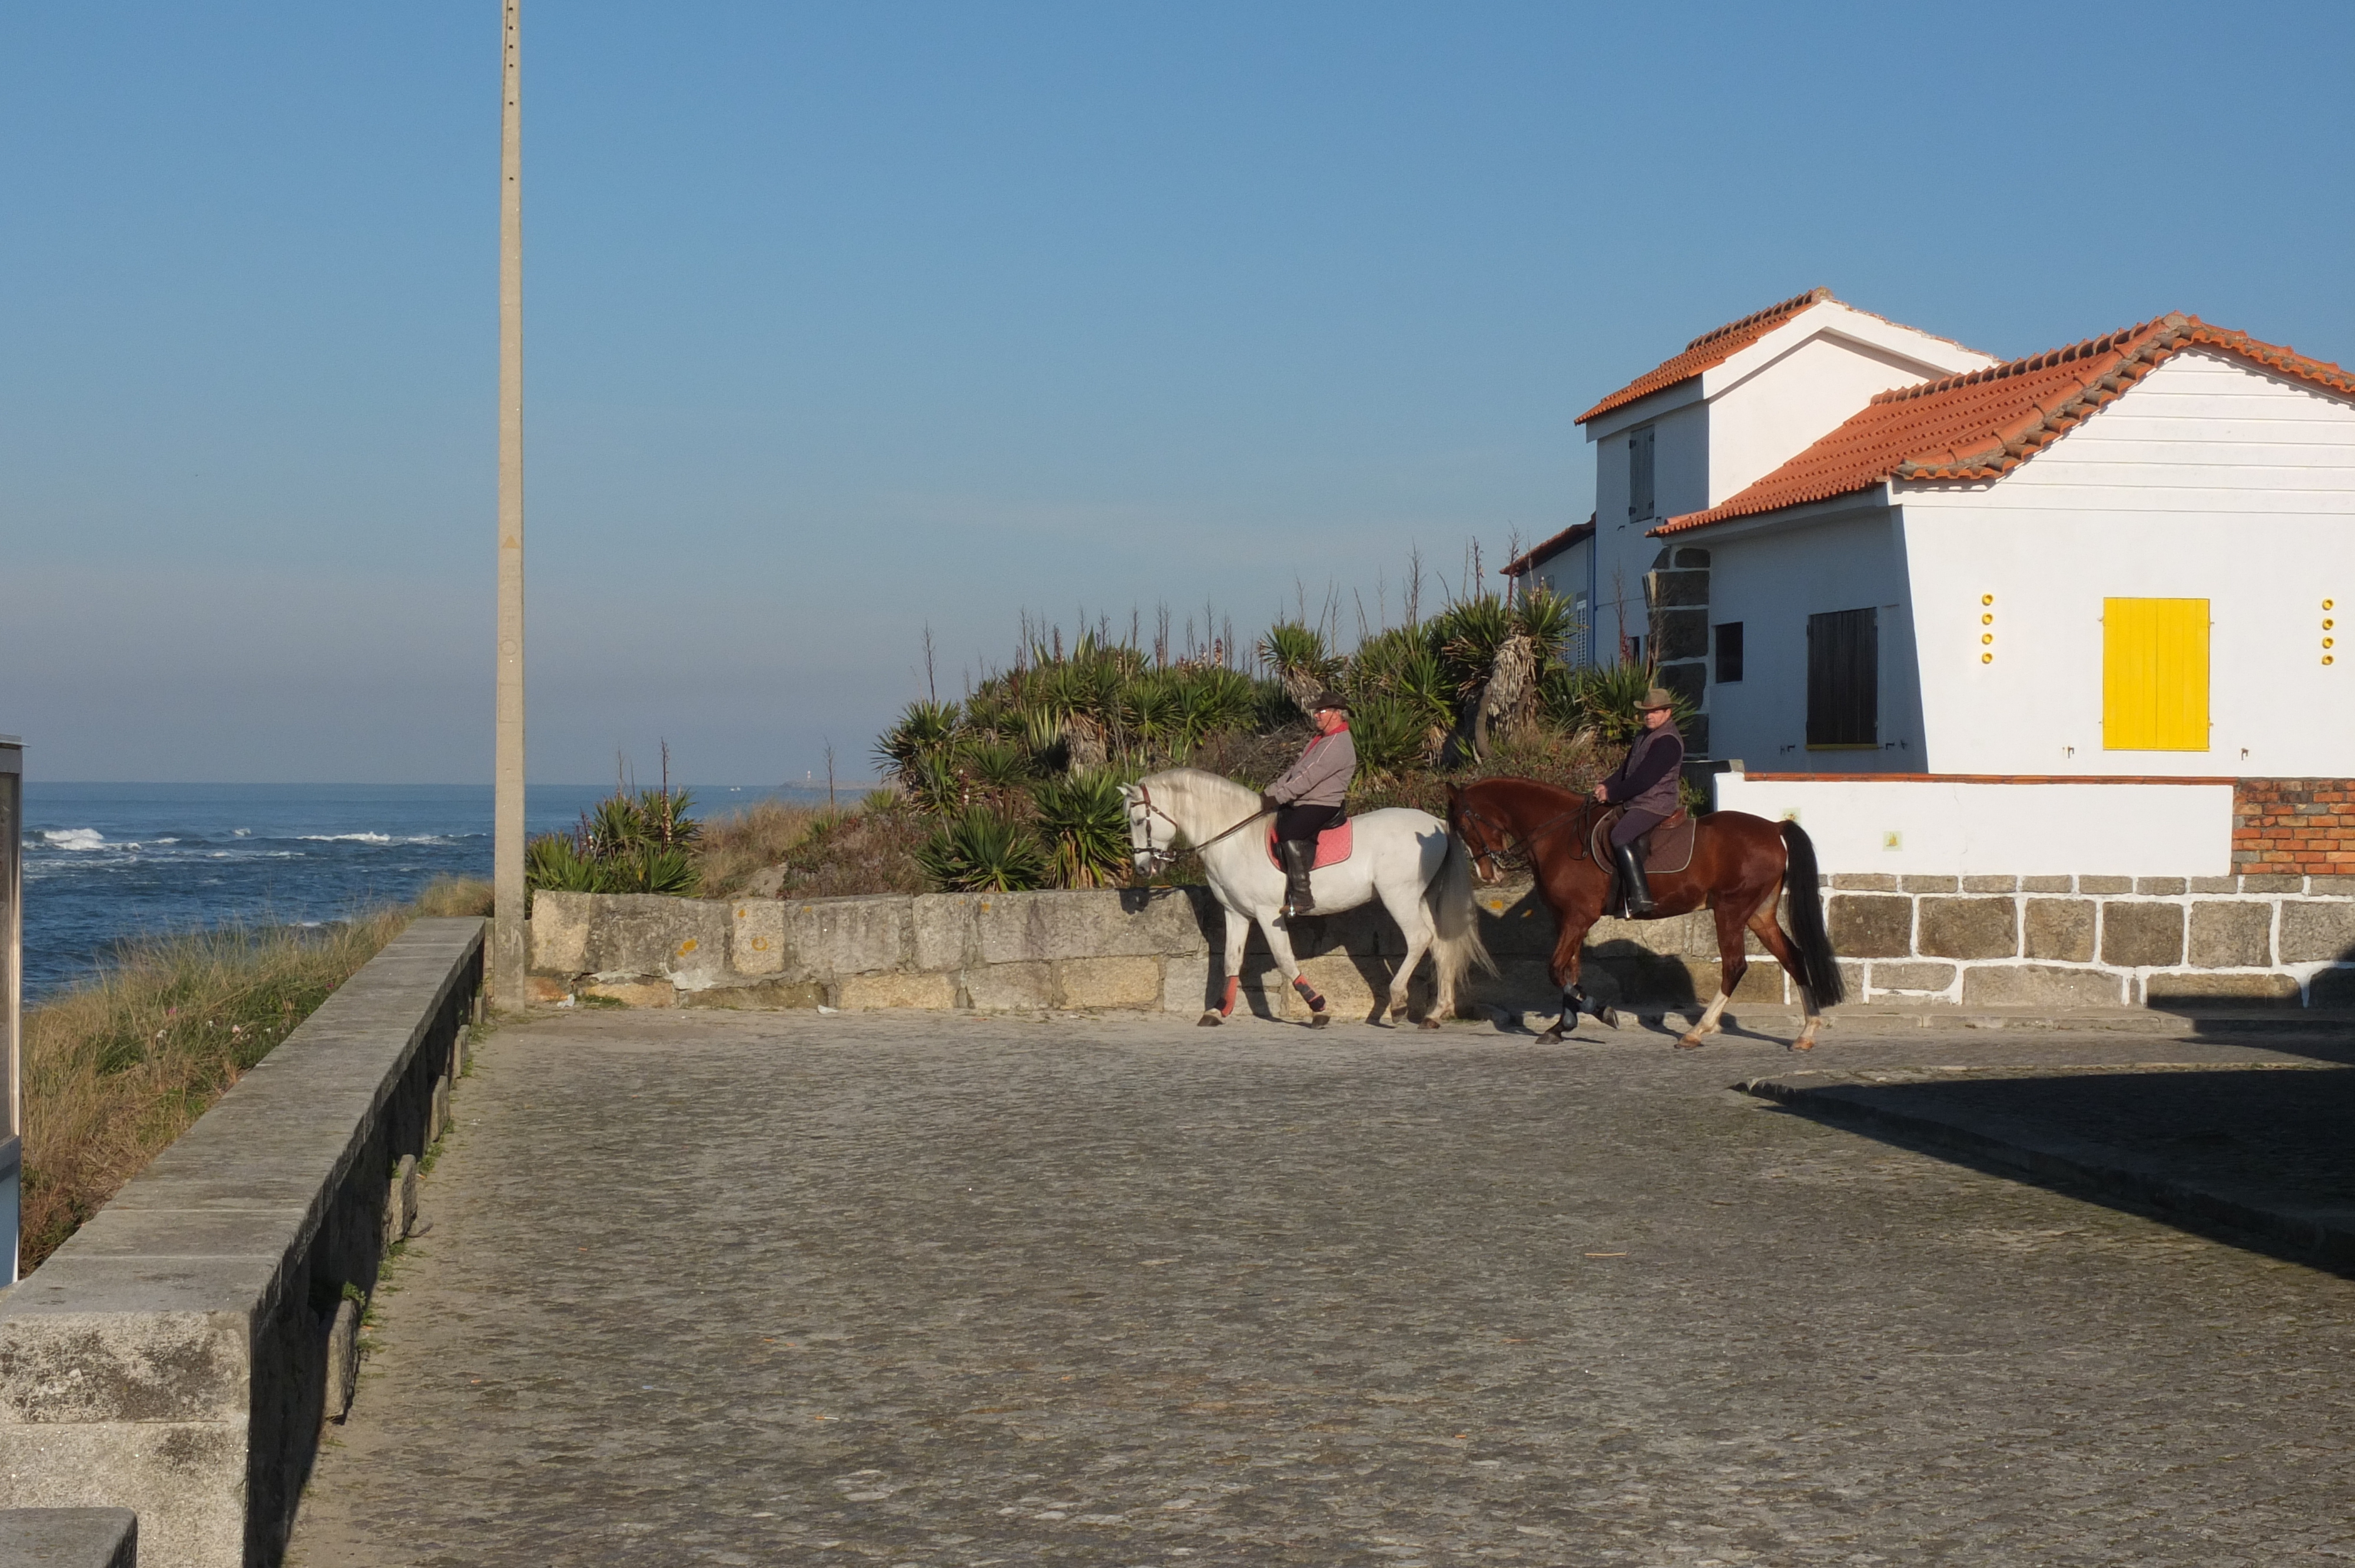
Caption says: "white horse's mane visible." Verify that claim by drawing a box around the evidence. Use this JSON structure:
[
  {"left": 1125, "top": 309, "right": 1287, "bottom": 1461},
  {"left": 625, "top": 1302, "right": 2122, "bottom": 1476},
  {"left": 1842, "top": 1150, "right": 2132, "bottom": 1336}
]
[{"left": 1135, "top": 767, "right": 1262, "bottom": 834}]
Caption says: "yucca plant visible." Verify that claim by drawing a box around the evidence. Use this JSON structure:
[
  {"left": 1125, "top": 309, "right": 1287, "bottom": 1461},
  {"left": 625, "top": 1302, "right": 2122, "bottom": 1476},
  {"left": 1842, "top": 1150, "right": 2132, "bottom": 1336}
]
[
  {"left": 1031, "top": 770, "right": 1132, "bottom": 888},
  {"left": 961, "top": 738, "right": 1034, "bottom": 793},
  {"left": 1259, "top": 621, "right": 1339, "bottom": 715},
  {"left": 875, "top": 700, "right": 963, "bottom": 780},
  {"left": 525, "top": 831, "right": 607, "bottom": 894},
  {"left": 1348, "top": 695, "right": 1429, "bottom": 779},
  {"left": 618, "top": 843, "right": 700, "bottom": 896},
  {"left": 901, "top": 753, "right": 964, "bottom": 813},
  {"left": 916, "top": 806, "right": 1050, "bottom": 892},
  {"left": 1429, "top": 593, "right": 1517, "bottom": 700},
  {"left": 1570, "top": 660, "right": 1691, "bottom": 744},
  {"left": 1122, "top": 675, "right": 1180, "bottom": 754},
  {"left": 1513, "top": 586, "right": 1579, "bottom": 663}
]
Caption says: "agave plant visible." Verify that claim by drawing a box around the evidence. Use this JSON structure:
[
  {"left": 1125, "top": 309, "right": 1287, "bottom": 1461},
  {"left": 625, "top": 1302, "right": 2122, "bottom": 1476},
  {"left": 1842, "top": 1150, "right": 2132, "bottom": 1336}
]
[
  {"left": 1031, "top": 770, "right": 1132, "bottom": 888},
  {"left": 874, "top": 700, "right": 963, "bottom": 781},
  {"left": 916, "top": 806, "right": 1050, "bottom": 892}
]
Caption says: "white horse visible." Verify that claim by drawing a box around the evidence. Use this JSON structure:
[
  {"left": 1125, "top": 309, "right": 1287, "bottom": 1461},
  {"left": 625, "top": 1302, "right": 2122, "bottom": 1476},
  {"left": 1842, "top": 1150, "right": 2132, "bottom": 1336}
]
[{"left": 1122, "top": 768, "right": 1492, "bottom": 1028}]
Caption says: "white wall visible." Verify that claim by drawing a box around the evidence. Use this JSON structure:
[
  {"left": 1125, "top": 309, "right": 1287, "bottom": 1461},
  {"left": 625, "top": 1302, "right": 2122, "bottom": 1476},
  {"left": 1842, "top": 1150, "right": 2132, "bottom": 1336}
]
[
  {"left": 1699, "top": 505, "right": 1922, "bottom": 771},
  {"left": 1713, "top": 772, "right": 2235, "bottom": 877},
  {"left": 1590, "top": 400, "right": 1707, "bottom": 662},
  {"left": 1901, "top": 350, "right": 2355, "bottom": 777},
  {"left": 1525, "top": 537, "right": 1596, "bottom": 665},
  {"left": 1704, "top": 331, "right": 1985, "bottom": 506}
]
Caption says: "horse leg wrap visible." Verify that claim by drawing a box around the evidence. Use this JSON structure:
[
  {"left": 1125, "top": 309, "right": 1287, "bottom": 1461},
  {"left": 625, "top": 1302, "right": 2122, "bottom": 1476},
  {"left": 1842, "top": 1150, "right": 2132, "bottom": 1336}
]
[
  {"left": 1292, "top": 976, "right": 1326, "bottom": 1013},
  {"left": 1219, "top": 975, "right": 1240, "bottom": 1018}
]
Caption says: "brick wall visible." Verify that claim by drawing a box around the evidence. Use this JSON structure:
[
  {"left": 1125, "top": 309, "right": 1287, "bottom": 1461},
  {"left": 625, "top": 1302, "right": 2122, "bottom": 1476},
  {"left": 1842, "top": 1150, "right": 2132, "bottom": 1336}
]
[{"left": 2232, "top": 779, "right": 2355, "bottom": 875}]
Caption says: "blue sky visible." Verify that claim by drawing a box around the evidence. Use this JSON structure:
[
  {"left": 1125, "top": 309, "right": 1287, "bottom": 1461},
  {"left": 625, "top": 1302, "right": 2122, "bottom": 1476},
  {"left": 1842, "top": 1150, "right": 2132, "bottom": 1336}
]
[{"left": 3, "top": 1, "right": 2349, "bottom": 783}]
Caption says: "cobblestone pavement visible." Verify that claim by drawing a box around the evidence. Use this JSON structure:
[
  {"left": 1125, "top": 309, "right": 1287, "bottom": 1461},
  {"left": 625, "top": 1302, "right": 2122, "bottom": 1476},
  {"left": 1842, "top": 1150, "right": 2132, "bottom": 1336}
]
[{"left": 287, "top": 1010, "right": 2355, "bottom": 1567}]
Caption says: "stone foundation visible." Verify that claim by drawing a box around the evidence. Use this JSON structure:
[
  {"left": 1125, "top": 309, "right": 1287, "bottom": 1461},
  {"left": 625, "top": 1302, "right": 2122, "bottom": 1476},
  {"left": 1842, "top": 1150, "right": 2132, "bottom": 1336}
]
[{"left": 1823, "top": 872, "right": 2355, "bottom": 1008}]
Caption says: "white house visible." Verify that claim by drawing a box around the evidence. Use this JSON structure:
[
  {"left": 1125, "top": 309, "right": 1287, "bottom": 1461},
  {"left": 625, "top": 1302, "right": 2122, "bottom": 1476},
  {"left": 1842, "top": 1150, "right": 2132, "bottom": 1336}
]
[
  {"left": 1571, "top": 299, "right": 2355, "bottom": 878},
  {"left": 1574, "top": 288, "right": 1999, "bottom": 696}
]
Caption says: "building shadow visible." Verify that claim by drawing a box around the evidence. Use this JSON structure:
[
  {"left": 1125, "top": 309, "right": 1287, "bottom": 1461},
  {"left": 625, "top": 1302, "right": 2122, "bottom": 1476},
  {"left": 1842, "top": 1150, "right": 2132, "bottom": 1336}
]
[{"left": 1764, "top": 1065, "right": 2355, "bottom": 1277}]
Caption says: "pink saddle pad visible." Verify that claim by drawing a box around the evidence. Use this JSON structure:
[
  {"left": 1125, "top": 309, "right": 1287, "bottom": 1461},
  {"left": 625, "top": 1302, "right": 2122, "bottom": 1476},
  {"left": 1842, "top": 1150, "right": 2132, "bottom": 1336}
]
[{"left": 1265, "top": 818, "right": 1354, "bottom": 871}]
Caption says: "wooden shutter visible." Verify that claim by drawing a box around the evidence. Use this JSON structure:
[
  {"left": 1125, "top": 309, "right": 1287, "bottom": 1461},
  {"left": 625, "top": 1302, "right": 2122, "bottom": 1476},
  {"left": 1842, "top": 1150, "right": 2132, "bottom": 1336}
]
[
  {"left": 2102, "top": 598, "right": 2209, "bottom": 750},
  {"left": 1628, "top": 426, "right": 1655, "bottom": 520},
  {"left": 1806, "top": 607, "right": 1878, "bottom": 747}
]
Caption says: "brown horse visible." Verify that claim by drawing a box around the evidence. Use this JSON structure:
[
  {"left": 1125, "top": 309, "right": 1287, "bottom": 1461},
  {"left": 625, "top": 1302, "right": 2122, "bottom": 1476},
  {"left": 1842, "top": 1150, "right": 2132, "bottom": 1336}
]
[{"left": 1446, "top": 776, "right": 1843, "bottom": 1049}]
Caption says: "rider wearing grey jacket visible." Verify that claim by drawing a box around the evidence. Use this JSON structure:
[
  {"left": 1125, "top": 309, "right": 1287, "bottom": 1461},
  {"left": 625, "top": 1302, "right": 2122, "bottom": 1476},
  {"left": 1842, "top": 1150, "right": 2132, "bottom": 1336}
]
[{"left": 1263, "top": 693, "right": 1355, "bottom": 917}]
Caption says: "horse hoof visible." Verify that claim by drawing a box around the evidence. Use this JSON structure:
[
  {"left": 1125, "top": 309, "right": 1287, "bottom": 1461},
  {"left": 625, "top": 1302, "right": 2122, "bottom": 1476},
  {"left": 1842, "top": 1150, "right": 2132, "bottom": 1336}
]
[
  {"left": 1308, "top": 1011, "right": 1330, "bottom": 1028},
  {"left": 1418, "top": 1017, "right": 1442, "bottom": 1032},
  {"left": 1790, "top": 1037, "right": 1816, "bottom": 1052},
  {"left": 1675, "top": 1032, "right": 1707, "bottom": 1050},
  {"left": 1198, "top": 1011, "right": 1224, "bottom": 1028},
  {"left": 1536, "top": 1026, "right": 1565, "bottom": 1045},
  {"left": 1599, "top": 1008, "right": 1621, "bottom": 1030}
]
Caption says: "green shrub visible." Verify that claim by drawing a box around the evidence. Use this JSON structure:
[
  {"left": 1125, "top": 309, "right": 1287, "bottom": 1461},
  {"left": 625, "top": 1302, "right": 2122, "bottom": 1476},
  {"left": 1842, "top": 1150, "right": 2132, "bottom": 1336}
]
[
  {"left": 1031, "top": 770, "right": 1132, "bottom": 889},
  {"left": 916, "top": 806, "right": 1051, "bottom": 892}
]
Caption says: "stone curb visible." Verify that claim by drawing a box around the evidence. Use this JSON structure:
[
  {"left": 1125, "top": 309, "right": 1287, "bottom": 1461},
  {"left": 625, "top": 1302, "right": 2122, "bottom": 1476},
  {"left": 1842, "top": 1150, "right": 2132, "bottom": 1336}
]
[
  {"left": 1704, "top": 1005, "right": 2355, "bottom": 1038},
  {"left": 1739, "top": 1067, "right": 2355, "bottom": 1270}
]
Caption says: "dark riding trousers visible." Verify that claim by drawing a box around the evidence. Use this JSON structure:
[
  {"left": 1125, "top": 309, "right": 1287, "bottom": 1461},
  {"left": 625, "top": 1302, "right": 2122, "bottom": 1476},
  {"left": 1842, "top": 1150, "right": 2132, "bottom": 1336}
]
[
  {"left": 1276, "top": 802, "right": 1344, "bottom": 843},
  {"left": 1601, "top": 719, "right": 1685, "bottom": 849},
  {"left": 1608, "top": 807, "right": 1667, "bottom": 849}
]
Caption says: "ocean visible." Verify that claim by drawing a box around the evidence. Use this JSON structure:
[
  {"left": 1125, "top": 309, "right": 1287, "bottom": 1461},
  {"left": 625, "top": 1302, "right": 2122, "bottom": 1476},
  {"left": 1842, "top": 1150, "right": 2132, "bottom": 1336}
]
[{"left": 18, "top": 782, "right": 848, "bottom": 1001}]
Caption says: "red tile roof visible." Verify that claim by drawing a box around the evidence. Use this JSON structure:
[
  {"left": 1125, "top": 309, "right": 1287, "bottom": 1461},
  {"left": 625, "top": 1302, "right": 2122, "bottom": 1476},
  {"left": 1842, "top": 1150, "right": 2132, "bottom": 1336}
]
[
  {"left": 1653, "top": 314, "right": 2355, "bottom": 536},
  {"left": 1576, "top": 288, "right": 1833, "bottom": 424},
  {"left": 1501, "top": 516, "right": 1594, "bottom": 578}
]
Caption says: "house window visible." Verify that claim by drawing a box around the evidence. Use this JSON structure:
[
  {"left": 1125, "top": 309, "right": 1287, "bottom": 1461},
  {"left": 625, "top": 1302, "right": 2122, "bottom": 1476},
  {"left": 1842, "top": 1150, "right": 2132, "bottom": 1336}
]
[
  {"left": 2103, "top": 597, "right": 2210, "bottom": 750},
  {"left": 1627, "top": 425, "right": 1656, "bottom": 521},
  {"left": 1625, "top": 633, "right": 1644, "bottom": 668},
  {"left": 1572, "top": 592, "right": 1590, "bottom": 665},
  {"left": 1806, "top": 607, "right": 1878, "bottom": 747},
  {"left": 1714, "top": 621, "right": 1744, "bottom": 684}
]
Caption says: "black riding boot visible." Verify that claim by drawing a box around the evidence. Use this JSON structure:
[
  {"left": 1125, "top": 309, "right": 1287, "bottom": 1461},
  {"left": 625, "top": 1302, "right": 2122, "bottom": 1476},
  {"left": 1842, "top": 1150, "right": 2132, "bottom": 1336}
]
[
  {"left": 1613, "top": 840, "right": 1656, "bottom": 917},
  {"left": 1279, "top": 839, "right": 1316, "bottom": 917}
]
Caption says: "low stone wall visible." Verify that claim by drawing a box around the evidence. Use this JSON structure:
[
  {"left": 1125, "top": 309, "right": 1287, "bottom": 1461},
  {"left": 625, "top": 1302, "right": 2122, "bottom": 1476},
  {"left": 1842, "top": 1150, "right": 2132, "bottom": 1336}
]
[
  {"left": 0, "top": 1509, "right": 137, "bottom": 1566},
  {"left": 1824, "top": 873, "right": 2355, "bottom": 1008},
  {"left": 0, "top": 919, "right": 483, "bottom": 1568},
  {"left": 533, "top": 877, "right": 2355, "bottom": 1018}
]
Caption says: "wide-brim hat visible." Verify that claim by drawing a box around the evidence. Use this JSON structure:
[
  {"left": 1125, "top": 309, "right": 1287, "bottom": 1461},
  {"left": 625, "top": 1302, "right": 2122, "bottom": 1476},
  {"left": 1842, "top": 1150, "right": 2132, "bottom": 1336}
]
[
  {"left": 1636, "top": 687, "right": 1676, "bottom": 712},
  {"left": 1309, "top": 691, "right": 1351, "bottom": 713}
]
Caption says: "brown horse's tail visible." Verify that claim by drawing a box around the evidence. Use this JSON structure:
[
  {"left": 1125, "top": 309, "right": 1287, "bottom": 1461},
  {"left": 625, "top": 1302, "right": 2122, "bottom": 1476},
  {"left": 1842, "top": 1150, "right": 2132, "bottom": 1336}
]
[
  {"left": 1428, "top": 829, "right": 1498, "bottom": 1006},
  {"left": 1780, "top": 820, "right": 1845, "bottom": 1007}
]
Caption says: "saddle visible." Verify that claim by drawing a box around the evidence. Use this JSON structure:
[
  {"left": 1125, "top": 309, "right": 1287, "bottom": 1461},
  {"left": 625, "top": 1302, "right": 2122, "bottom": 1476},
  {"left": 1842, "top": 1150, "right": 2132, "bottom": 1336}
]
[
  {"left": 1265, "top": 817, "right": 1354, "bottom": 871},
  {"left": 1587, "top": 805, "right": 1697, "bottom": 876}
]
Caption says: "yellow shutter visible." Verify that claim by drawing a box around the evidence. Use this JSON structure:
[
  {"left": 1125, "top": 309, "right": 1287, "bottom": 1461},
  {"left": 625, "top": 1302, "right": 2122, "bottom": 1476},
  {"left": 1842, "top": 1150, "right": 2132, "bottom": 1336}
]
[{"left": 2102, "top": 598, "right": 2210, "bottom": 750}]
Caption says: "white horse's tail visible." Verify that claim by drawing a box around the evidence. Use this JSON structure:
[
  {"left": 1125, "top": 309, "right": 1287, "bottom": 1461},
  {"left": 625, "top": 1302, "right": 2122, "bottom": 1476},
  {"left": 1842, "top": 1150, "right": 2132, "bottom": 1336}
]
[{"left": 1427, "top": 830, "right": 1498, "bottom": 1011}]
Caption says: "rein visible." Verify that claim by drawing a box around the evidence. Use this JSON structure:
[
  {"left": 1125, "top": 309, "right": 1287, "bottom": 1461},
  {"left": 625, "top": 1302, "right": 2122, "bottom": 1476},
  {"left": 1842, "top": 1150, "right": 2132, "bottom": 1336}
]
[
  {"left": 1457, "top": 793, "right": 1600, "bottom": 869},
  {"left": 1132, "top": 782, "right": 1269, "bottom": 868}
]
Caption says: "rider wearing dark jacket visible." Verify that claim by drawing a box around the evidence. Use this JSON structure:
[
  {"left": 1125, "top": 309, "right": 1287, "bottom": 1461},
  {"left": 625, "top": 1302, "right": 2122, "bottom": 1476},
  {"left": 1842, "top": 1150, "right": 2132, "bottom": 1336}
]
[
  {"left": 1592, "top": 688, "right": 1683, "bottom": 916},
  {"left": 1263, "top": 693, "right": 1355, "bottom": 917}
]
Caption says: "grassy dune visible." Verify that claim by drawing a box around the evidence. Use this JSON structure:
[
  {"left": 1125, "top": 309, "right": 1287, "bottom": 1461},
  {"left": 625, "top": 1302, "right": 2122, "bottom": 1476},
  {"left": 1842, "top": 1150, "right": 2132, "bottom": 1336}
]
[{"left": 19, "top": 876, "right": 493, "bottom": 1272}]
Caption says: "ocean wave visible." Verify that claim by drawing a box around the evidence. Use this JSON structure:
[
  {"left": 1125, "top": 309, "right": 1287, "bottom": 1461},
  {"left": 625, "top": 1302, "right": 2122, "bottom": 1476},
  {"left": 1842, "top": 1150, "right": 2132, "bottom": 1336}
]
[
  {"left": 44, "top": 829, "right": 117, "bottom": 852},
  {"left": 297, "top": 832, "right": 394, "bottom": 844}
]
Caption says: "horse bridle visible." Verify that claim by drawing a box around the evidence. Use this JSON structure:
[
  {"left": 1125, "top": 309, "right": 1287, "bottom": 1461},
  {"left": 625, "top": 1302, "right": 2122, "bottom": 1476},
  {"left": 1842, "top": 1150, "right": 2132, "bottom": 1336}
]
[
  {"left": 1129, "top": 782, "right": 1269, "bottom": 872},
  {"left": 1451, "top": 794, "right": 1597, "bottom": 877}
]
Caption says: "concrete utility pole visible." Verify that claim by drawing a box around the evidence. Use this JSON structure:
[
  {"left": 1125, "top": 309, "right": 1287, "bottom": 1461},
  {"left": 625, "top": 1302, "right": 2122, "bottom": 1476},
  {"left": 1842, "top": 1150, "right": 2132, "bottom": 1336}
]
[{"left": 493, "top": 0, "right": 526, "bottom": 1008}]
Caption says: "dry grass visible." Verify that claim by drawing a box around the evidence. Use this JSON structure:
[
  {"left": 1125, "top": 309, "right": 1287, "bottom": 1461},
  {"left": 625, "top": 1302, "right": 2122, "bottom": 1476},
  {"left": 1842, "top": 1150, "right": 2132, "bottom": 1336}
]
[
  {"left": 694, "top": 799, "right": 831, "bottom": 898},
  {"left": 19, "top": 878, "right": 490, "bottom": 1272},
  {"left": 764, "top": 795, "right": 931, "bottom": 898}
]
